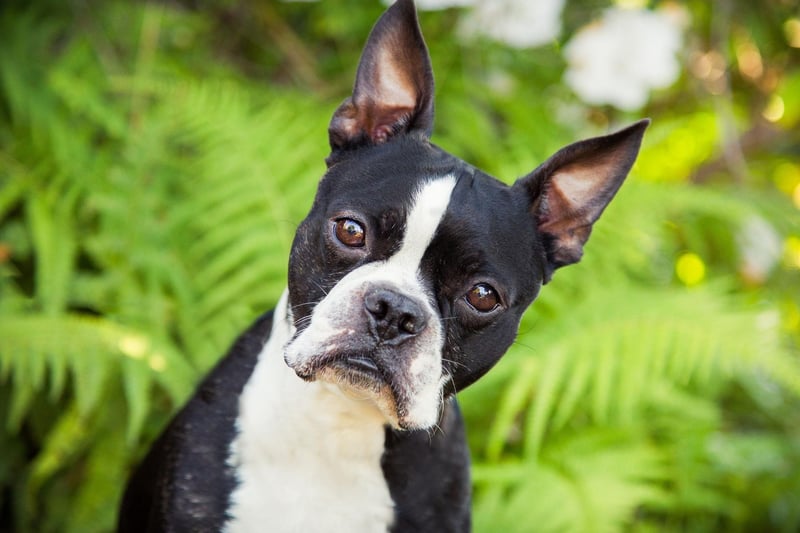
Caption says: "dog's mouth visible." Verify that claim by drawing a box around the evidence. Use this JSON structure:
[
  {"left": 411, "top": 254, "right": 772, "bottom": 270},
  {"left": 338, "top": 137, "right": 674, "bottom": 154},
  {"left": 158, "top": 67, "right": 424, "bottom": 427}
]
[
  {"left": 325, "top": 355, "right": 390, "bottom": 395},
  {"left": 291, "top": 349, "right": 411, "bottom": 426},
  {"left": 283, "top": 315, "right": 446, "bottom": 430},
  {"left": 335, "top": 354, "right": 382, "bottom": 378},
  {"left": 298, "top": 351, "right": 387, "bottom": 388}
]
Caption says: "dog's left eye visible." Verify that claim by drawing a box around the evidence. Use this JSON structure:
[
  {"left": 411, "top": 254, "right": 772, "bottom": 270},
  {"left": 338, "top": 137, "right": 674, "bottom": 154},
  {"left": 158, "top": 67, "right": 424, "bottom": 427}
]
[
  {"left": 334, "top": 218, "right": 366, "bottom": 247},
  {"left": 465, "top": 283, "right": 500, "bottom": 313}
]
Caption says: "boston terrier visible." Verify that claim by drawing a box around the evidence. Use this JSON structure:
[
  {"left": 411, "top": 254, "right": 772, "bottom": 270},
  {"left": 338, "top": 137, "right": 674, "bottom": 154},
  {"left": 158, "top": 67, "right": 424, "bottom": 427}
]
[{"left": 117, "top": 0, "right": 648, "bottom": 531}]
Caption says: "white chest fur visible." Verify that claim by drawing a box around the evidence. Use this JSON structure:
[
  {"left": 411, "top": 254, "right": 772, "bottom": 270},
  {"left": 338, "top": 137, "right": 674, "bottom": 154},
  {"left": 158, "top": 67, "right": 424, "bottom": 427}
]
[{"left": 225, "top": 292, "right": 395, "bottom": 533}]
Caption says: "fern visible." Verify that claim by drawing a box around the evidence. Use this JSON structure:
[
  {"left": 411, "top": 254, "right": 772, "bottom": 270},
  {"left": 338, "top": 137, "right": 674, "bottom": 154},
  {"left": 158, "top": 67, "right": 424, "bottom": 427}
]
[
  {"left": 473, "top": 430, "right": 669, "bottom": 533},
  {"left": 1, "top": 1, "right": 799, "bottom": 532},
  {"left": 460, "top": 180, "right": 800, "bottom": 532},
  {"left": 0, "top": 314, "right": 194, "bottom": 437},
  {"left": 0, "top": 4, "right": 331, "bottom": 530}
]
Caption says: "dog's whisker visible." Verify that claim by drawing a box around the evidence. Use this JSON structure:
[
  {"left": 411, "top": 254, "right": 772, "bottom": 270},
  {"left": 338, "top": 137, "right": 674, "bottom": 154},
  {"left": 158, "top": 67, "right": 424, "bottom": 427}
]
[
  {"left": 311, "top": 280, "right": 330, "bottom": 297},
  {"left": 291, "top": 300, "right": 321, "bottom": 310},
  {"left": 441, "top": 357, "right": 467, "bottom": 370}
]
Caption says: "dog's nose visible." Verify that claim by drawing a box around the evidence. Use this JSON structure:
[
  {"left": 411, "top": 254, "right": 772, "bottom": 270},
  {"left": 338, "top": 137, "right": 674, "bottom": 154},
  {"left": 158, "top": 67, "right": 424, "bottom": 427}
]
[{"left": 364, "top": 288, "right": 427, "bottom": 344}]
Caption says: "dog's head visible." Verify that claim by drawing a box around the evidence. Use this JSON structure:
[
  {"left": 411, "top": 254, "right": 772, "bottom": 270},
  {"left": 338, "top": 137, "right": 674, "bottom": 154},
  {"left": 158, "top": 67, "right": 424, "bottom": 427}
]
[{"left": 283, "top": 0, "right": 647, "bottom": 430}]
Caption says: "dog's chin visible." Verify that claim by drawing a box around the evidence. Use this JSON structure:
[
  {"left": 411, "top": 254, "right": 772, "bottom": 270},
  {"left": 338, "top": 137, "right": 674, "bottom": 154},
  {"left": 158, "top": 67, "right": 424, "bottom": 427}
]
[
  {"left": 291, "top": 355, "right": 435, "bottom": 431},
  {"left": 314, "top": 363, "right": 402, "bottom": 428}
]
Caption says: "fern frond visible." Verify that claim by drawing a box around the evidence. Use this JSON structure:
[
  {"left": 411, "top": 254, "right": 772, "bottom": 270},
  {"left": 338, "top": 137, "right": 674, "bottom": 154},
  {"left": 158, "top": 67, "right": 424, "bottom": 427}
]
[
  {"left": 0, "top": 314, "right": 194, "bottom": 437},
  {"left": 127, "top": 80, "right": 330, "bottom": 366},
  {"left": 467, "top": 284, "right": 792, "bottom": 459},
  {"left": 463, "top": 275, "right": 798, "bottom": 531},
  {"left": 473, "top": 430, "right": 669, "bottom": 533}
]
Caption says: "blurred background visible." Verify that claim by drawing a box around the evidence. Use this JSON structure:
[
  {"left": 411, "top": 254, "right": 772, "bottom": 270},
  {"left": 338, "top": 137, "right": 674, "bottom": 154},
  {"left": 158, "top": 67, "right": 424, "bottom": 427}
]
[{"left": 1, "top": 0, "right": 799, "bottom": 531}]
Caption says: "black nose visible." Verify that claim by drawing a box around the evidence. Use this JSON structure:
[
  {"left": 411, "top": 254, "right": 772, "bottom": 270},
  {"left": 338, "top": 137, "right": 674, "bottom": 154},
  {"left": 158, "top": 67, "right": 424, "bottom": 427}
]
[{"left": 364, "top": 288, "right": 428, "bottom": 344}]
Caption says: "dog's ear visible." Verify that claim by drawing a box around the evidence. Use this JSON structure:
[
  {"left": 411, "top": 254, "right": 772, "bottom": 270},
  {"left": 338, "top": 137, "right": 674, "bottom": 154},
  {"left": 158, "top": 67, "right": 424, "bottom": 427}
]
[
  {"left": 328, "top": 0, "right": 433, "bottom": 159},
  {"left": 516, "top": 120, "right": 650, "bottom": 283}
]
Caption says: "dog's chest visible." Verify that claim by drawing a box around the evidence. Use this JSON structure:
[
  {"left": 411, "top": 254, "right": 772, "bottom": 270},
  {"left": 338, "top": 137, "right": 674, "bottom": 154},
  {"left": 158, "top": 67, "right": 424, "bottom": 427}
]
[{"left": 224, "top": 295, "right": 395, "bottom": 533}]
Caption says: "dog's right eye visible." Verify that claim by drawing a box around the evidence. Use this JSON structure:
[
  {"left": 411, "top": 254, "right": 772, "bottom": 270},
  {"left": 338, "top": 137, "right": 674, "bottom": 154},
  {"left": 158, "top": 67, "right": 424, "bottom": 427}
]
[
  {"left": 465, "top": 283, "right": 500, "bottom": 313},
  {"left": 334, "top": 218, "right": 366, "bottom": 247}
]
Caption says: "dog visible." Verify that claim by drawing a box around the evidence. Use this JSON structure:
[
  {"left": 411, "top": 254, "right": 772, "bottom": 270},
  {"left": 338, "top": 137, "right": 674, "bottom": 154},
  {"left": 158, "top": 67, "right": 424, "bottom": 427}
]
[{"left": 117, "top": 1, "right": 647, "bottom": 531}]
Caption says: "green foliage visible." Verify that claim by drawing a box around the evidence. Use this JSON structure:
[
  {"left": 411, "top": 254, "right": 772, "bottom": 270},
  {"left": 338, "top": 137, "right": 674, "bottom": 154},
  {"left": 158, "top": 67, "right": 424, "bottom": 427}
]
[
  {"left": 462, "top": 185, "right": 800, "bottom": 531},
  {"left": 0, "top": 4, "right": 329, "bottom": 530},
  {"left": 1, "top": 1, "right": 798, "bottom": 532}
]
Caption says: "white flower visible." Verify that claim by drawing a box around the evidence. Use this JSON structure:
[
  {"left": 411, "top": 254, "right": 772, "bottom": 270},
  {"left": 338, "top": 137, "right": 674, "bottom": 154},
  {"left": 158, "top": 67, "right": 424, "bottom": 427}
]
[
  {"left": 416, "top": 0, "right": 475, "bottom": 9},
  {"left": 460, "top": 0, "right": 566, "bottom": 48},
  {"left": 381, "top": 0, "right": 475, "bottom": 10},
  {"left": 564, "top": 7, "right": 686, "bottom": 110}
]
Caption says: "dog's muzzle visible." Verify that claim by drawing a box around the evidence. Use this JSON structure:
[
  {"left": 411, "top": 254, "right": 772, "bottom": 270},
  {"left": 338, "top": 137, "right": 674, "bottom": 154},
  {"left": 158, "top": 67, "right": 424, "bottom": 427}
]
[{"left": 283, "top": 280, "right": 445, "bottom": 430}]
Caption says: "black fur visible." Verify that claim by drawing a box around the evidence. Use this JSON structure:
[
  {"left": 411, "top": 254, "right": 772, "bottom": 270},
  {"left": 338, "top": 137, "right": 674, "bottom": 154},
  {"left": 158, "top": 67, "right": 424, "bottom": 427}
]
[
  {"left": 118, "top": 0, "right": 647, "bottom": 530},
  {"left": 118, "top": 312, "right": 274, "bottom": 533},
  {"left": 119, "top": 309, "right": 473, "bottom": 533}
]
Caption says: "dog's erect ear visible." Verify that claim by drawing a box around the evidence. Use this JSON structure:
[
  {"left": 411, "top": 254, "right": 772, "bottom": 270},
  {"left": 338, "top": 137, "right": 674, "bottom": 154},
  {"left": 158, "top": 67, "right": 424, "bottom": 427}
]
[
  {"left": 516, "top": 120, "right": 650, "bottom": 282},
  {"left": 328, "top": 0, "right": 433, "bottom": 157}
]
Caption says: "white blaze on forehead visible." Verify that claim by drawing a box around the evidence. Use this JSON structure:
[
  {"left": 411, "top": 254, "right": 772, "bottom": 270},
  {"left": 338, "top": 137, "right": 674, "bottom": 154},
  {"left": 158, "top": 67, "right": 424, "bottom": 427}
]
[{"left": 392, "top": 175, "right": 457, "bottom": 270}]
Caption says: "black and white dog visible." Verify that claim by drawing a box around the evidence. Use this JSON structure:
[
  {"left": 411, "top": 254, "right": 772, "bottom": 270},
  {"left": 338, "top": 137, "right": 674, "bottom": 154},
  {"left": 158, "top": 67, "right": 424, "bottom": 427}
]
[{"left": 118, "top": 1, "right": 647, "bottom": 531}]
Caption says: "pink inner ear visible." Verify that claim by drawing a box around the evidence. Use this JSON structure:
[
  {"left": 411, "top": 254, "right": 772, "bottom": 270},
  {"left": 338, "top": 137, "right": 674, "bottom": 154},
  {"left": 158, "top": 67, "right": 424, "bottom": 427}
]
[
  {"left": 540, "top": 155, "right": 622, "bottom": 230},
  {"left": 355, "top": 53, "right": 421, "bottom": 144},
  {"left": 537, "top": 178, "right": 594, "bottom": 268},
  {"left": 549, "top": 169, "right": 598, "bottom": 209},
  {"left": 523, "top": 119, "right": 649, "bottom": 274},
  {"left": 327, "top": 0, "right": 435, "bottom": 152},
  {"left": 329, "top": 100, "right": 416, "bottom": 147},
  {"left": 537, "top": 178, "right": 584, "bottom": 235},
  {"left": 536, "top": 159, "right": 622, "bottom": 268},
  {"left": 370, "top": 47, "right": 419, "bottom": 110}
]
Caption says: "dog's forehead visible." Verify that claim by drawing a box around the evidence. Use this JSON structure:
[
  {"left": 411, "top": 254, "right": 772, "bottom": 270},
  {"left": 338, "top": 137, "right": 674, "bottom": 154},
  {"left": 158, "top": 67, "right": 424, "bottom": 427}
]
[
  {"left": 321, "top": 138, "right": 458, "bottom": 209},
  {"left": 320, "top": 138, "right": 520, "bottom": 219},
  {"left": 316, "top": 139, "right": 543, "bottom": 299},
  {"left": 323, "top": 137, "right": 538, "bottom": 237}
]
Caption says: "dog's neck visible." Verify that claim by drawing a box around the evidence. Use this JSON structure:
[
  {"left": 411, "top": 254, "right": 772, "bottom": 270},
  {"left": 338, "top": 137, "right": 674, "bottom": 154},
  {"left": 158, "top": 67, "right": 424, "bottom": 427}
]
[{"left": 224, "top": 290, "right": 395, "bottom": 532}]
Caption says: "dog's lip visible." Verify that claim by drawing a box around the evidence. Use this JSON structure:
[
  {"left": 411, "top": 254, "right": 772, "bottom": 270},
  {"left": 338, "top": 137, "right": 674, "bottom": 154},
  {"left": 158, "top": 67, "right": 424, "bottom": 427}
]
[
  {"left": 291, "top": 349, "right": 386, "bottom": 382},
  {"left": 341, "top": 354, "right": 380, "bottom": 373},
  {"left": 329, "top": 354, "right": 385, "bottom": 383}
]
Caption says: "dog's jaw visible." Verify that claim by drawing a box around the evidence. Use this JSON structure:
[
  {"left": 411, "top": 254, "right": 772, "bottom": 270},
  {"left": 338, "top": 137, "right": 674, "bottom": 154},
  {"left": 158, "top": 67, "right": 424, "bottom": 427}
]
[
  {"left": 226, "top": 291, "right": 395, "bottom": 533},
  {"left": 284, "top": 176, "right": 457, "bottom": 430}
]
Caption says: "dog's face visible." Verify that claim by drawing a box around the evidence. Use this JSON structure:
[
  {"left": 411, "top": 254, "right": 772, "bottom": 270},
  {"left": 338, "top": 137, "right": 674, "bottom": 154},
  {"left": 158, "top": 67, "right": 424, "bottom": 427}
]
[
  {"left": 284, "top": 139, "right": 545, "bottom": 429},
  {"left": 283, "top": 0, "right": 647, "bottom": 430}
]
